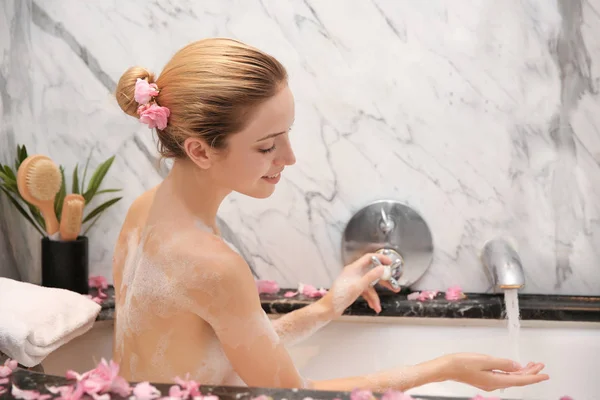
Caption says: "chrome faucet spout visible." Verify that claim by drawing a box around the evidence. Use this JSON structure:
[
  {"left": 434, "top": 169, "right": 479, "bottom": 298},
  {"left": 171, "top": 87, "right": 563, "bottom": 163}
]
[{"left": 481, "top": 238, "right": 525, "bottom": 292}]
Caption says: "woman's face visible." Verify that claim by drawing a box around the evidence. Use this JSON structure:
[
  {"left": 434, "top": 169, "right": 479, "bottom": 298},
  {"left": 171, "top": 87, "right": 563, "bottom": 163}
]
[{"left": 209, "top": 84, "right": 297, "bottom": 199}]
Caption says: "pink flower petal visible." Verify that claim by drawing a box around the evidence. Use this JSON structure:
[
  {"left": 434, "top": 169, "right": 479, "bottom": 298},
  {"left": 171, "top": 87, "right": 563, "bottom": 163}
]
[
  {"left": 169, "top": 384, "right": 184, "bottom": 398},
  {"left": 559, "top": 397, "right": 574, "bottom": 400},
  {"left": 138, "top": 104, "right": 170, "bottom": 130},
  {"left": 298, "top": 283, "right": 328, "bottom": 298},
  {"left": 133, "top": 382, "right": 161, "bottom": 400},
  {"left": 4, "top": 359, "right": 18, "bottom": 370},
  {"left": 0, "top": 366, "right": 12, "bottom": 378},
  {"left": 0, "top": 387, "right": 6, "bottom": 395},
  {"left": 11, "top": 385, "right": 44, "bottom": 400},
  {"left": 445, "top": 285, "right": 466, "bottom": 301},
  {"left": 0, "top": 378, "right": 8, "bottom": 384},
  {"left": 88, "top": 275, "right": 108, "bottom": 290},
  {"left": 256, "top": 280, "right": 280, "bottom": 294},
  {"left": 417, "top": 290, "right": 439, "bottom": 301},
  {"left": 134, "top": 79, "right": 160, "bottom": 104},
  {"left": 284, "top": 291, "right": 298, "bottom": 298},
  {"left": 407, "top": 292, "right": 421, "bottom": 301},
  {"left": 97, "top": 288, "right": 108, "bottom": 299},
  {"left": 350, "top": 389, "right": 375, "bottom": 400},
  {"left": 381, "top": 389, "right": 416, "bottom": 400}
]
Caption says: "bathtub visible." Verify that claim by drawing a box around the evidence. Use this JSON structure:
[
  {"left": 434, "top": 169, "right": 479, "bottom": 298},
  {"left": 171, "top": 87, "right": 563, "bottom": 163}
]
[{"left": 41, "top": 315, "right": 600, "bottom": 400}]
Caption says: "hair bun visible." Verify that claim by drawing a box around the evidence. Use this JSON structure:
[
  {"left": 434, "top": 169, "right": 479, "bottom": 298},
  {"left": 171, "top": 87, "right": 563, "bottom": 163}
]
[{"left": 116, "top": 66, "right": 156, "bottom": 117}]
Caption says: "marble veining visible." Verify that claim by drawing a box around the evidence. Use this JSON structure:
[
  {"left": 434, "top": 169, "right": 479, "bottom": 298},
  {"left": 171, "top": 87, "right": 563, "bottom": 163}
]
[{"left": 1, "top": 0, "right": 600, "bottom": 295}]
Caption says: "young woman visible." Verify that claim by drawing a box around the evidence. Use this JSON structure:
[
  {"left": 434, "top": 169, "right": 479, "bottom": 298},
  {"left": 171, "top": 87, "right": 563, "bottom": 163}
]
[{"left": 112, "top": 38, "right": 549, "bottom": 393}]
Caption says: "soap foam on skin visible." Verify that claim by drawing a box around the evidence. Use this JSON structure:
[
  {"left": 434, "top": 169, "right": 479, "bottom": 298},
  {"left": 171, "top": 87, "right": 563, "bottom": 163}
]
[
  {"left": 115, "top": 219, "right": 301, "bottom": 386},
  {"left": 272, "top": 312, "right": 330, "bottom": 347},
  {"left": 115, "top": 225, "right": 235, "bottom": 384}
]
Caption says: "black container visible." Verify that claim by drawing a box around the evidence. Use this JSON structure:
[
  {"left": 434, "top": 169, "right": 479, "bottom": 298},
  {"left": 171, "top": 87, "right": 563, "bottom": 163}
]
[{"left": 41, "top": 236, "right": 89, "bottom": 294}]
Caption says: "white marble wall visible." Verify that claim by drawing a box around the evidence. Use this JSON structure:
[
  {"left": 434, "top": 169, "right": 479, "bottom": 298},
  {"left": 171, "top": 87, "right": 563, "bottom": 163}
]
[{"left": 1, "top": 0, "right": 599, "bottom": 295}]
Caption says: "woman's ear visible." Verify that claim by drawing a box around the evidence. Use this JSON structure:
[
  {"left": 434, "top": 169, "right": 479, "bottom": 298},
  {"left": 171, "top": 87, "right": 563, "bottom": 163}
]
[{"left": 184, "top": 137, "right": 214, "bottom": 169}]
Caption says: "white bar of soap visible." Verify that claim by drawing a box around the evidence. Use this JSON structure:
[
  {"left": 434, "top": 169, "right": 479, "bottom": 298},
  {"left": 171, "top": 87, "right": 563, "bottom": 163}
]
[{"left": 381, "top": 265, "right": 392, "bottom": 281}]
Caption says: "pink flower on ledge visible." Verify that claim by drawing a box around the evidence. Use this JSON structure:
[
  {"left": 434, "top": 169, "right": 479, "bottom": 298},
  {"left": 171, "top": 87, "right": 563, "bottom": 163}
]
[
  {"left": 445, "top": 285, "right": 466, "bottom": 301},
  {"left": 256, "top": 280, "right": 280, "bottom": 294},
  {"left": 407, "top": 290, "right": 439, "bottom": 301}
]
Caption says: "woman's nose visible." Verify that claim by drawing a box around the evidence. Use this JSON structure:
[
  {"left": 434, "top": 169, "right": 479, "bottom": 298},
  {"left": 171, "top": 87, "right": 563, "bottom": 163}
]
[{"left": 275, "top": 139, "right": 296, "bottom": 166}]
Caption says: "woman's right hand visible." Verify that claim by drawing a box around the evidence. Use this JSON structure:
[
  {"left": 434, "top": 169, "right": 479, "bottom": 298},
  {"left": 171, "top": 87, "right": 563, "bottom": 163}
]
[{"left": 441, "top": 353, "right": 549, "bottom": 391}]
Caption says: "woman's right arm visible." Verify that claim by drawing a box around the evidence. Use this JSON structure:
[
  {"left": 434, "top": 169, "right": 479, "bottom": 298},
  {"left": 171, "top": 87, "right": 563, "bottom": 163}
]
[{"left": 186, "top": 243, "right": 548, "bottom": 392}]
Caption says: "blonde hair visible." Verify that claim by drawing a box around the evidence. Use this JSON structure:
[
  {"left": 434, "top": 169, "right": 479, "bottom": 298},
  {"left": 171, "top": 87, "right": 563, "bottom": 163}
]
[{"left": 116, "top": 38, "right": 288, "bottom": 158}]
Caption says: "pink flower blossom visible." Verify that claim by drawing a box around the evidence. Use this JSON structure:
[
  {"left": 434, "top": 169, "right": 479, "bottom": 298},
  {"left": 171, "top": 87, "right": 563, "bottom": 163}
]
[
  {"left": 88, "top": 276, "right": 108, "bottom": 290},
  {"left": 0, "top": 377, "right": 8, "bottom": 384},
  {"left": 407, "top": 292, "right": 421, "bottom": 300},
  {"left": 47, "top": 383, "right": 85, "bottom": 400},
  {"left": 134, "top": 78, "right": 160, "bottom": 104},
  {"left": 381, "top": 389, "right": 416, "bottom": 400},
  {"left": 11, "top": 385, "right": 51, "bottom": 400},
  {"left": 298, "top": 283, "right": 328, "bottom": 298},
  {"left": 445, "top": 285, "right": 466, "bottom": 301},
  {"left": 284, "top": 291, "right": 298, "bottom": 298},
  {"left": 169, "top": 374, "right": 201, "bottom": 398},
  {"left": 76, "top": 358, "right": 131, "bottom": 397},
  {"left": 133, "top": 381, "right": 161, "bottom": 400},
  {"left": 138, "top": 104, "right": 170, "bottom": 130},
  {"left": 417, "top": 290, "right": 439, "bottom": 301},
  {"left": 256, "top": 280, "right": 280, "bottom": 294},
  {"left": 350, "top": 388, "right": 375, "bottom": 400},
  {"left": 0, "top": 358, "right": 17, "bottom": 378}
]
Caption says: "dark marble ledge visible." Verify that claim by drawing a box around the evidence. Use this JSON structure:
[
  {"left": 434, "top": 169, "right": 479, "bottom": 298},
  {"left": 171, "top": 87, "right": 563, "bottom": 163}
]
[
  {"left": 1, "top": 368, "right": 473, "bottom": 400},
  {"left": 94, "top": 286, "right": 600, "bottom": 323}
]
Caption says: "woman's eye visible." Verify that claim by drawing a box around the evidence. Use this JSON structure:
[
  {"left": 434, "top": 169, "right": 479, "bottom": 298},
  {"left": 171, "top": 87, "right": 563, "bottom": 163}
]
[{"left": 259, "top": 145, "right": 276, "bottom": 154}]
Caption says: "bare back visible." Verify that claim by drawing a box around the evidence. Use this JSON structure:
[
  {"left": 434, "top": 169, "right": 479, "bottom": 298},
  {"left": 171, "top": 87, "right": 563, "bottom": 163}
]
[{"left": 112, "top": 185, "right": 242, "bottom": 385}]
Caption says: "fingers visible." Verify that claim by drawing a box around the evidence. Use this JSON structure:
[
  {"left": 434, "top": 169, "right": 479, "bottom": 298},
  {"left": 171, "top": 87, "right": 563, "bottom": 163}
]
[
  {"left": 489, "top": 371, "right": 550, "bottom": 388},
  {"left": 353, "top": 253, "right": 392, "bottom": 273},
  {"left": 484, "top": 357, "right": 523, "bottom": 373},
  {"left": 362, "top": 265, "right": 385, "bottom": 288},
  {"left": 361, "top": 287, "right": 382, "bottom": 313},
  {"left": 378, "top": 279, "right": 402, "bottom": 293},
  {"left": 510, "top": 362, "right": 545, "bottom": 376}
]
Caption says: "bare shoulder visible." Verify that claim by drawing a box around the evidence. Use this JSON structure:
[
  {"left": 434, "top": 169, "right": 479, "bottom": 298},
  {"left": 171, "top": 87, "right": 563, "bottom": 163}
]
[
  {"left": 113, "top": 186, "right": 159, "bottom": 267},
  {"left": 166, "top": 229, "right": 254, "bottom": 293}
]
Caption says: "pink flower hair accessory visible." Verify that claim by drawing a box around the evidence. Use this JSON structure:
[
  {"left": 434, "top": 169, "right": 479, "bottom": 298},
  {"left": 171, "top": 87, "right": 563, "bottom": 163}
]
[
  {"left": 134, "top": 78, "right": 170, "bottom": 130},
  {"left": 138, "top": 104, "right": 171, "bottom": 130},
  {"left": 134, "top": 78, "right": 159, "bottom": 105}
]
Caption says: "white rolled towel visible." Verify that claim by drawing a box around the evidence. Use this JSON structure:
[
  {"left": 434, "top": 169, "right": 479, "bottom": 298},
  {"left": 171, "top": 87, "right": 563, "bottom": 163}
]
[{"left": 0, "top": 278, "right": 101, "bottom": 367}]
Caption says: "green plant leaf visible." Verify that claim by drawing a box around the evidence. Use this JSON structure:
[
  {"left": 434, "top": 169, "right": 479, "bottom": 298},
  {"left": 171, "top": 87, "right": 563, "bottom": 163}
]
[
  {"left": 82, "top": 197, "right": 122, "bottom": 224},
  {"left": 2, "top": 165, "right": 16, "bottom": 181},
  {"left": 72, "top": 164, "right": 80, "bottom": 194},
  {"left": 54, "top": 166, "right": 66, "bottom": 221},
  {"left": 0, "top": 180, "right": 19, "bottom": 195},
  {"left": 82, "top": 214, "right": 102, "bottom": 236},
  {"left": 95, "top": 188, "right": 122, "bottom": 195},
  {"left": 83, "top": 156, "right": 115, "bottom": 204},
  {"left": 81, "top": 149, "right": 93, "bottom": 193},
  {"left": 28, "top": 204, "right": 45, "bottom": 230},
  {"left": 0, "top": 186, "right": 45, "bottom": 236},
  {"left": 15, "top": 145, "right": 28, "bottom": 171}
]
